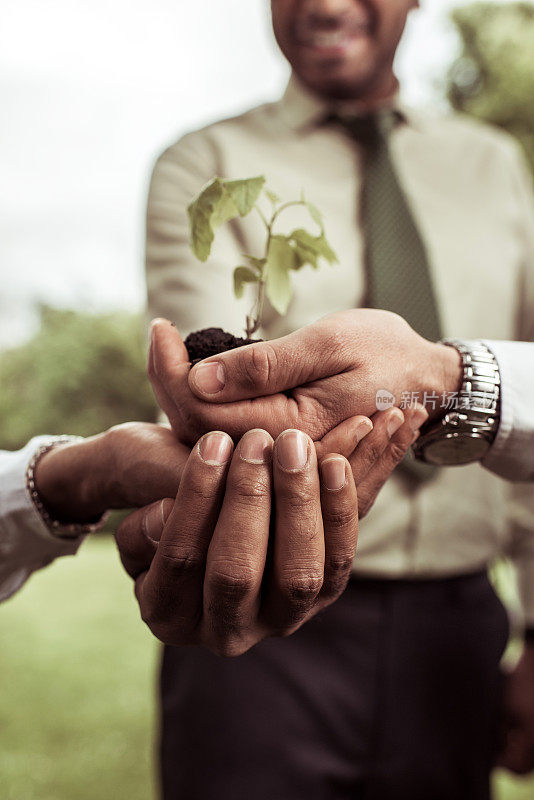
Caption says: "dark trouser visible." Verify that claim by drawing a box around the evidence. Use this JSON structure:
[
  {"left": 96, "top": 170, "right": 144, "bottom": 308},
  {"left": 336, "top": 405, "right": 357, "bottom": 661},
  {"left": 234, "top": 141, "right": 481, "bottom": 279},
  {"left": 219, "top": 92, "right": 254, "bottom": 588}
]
[{"left": 159, "top": 571, "right": 509, "bottom": 800}]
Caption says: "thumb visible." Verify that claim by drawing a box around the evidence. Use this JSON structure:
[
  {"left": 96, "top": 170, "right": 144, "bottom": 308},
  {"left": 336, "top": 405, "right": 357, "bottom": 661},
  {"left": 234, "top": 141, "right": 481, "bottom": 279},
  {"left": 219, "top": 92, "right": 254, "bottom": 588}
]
[
  {"left": 188, "top": 320, "right": 347, "bottom": 403},
  {"left": 116, "top": 499, "right": 174, "bottom": 579},
  {"left": 149, "top": 317, "right": 190, "bottom": 382}
]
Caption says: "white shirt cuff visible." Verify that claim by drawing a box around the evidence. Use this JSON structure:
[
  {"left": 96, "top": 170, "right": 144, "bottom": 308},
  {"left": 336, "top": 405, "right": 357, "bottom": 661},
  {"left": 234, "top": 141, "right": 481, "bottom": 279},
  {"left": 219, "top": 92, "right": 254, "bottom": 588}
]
[
  {"left": 0, "top": 436, "right": 86, "bottom": 602},
  {"left": 480, "top": 340, "right": 534, "bottom": 482}
]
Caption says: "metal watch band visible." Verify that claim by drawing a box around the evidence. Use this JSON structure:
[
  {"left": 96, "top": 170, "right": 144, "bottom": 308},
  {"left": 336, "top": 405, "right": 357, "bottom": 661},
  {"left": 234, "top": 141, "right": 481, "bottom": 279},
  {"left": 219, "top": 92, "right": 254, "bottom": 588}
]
[
  {"left": 441, "top": 339, "right": 500, "bottom": 421},
  {"left": 413, "top": 340, "right": 501, "bottom": 466}
]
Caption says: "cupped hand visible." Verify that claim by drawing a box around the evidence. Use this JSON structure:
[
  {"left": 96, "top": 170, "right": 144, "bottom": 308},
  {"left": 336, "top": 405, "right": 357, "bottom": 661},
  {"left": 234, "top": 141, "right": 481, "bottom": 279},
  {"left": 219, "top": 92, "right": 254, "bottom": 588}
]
[
  {"left": 115, "top": 407, "right": 419, "bottom": 655},
  {"left": 117, "top": 427, "right": 358, "bottom": 655},
  {"left": 148, "top": 310, "right": 457, "bottom": 446}
]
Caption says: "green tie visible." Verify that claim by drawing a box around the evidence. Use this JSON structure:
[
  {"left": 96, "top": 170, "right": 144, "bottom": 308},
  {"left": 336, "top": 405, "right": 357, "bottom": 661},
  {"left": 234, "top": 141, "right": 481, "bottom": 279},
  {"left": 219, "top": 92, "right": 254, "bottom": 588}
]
[{"left": 339, "top": 113, "right": 442, "bottom": 484}]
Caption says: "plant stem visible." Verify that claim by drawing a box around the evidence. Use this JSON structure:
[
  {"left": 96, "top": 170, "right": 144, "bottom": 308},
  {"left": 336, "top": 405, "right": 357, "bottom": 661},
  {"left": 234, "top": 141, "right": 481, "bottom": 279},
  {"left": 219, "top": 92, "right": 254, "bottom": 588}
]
[
  {"left": 245, "top": 199, "right": 305, "bottom": 337},
  {"left": 246, "top": 210, "right": 274, "bottom": 337},
  {"left": 255, "top": 205, "right": 270, "bottom": 230},
  {"left": 271, "top": 199, "right": 305, "bottom": 226},
  {"left": 246, "top": 279, "right": 266, "bottom": 337}
]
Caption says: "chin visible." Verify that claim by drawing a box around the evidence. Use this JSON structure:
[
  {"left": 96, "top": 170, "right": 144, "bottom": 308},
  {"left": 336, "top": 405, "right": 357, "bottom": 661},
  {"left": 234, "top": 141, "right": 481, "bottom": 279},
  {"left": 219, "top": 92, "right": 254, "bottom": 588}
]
[
  {"left": 312, "top": 79, "right": 369, "bottom": 101},
  {"left": 298, "top": 66, "right": 377, "bottom": 101}
]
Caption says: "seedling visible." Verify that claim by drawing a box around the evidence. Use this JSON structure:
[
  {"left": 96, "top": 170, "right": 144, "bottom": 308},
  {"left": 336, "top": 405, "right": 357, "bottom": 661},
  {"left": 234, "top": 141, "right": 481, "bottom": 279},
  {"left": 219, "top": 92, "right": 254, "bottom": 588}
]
[{"left": 188, "top": 176, "right": 338, "bottom": 339}]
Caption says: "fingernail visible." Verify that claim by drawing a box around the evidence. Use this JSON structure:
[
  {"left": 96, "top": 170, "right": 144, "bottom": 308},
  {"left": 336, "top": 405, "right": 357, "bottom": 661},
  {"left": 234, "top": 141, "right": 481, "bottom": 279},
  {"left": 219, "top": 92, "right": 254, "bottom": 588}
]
[
  {"left": 276, "top": 429, "right": 309, "bottom": 471},
  {"left": 198, "top": 431, "right": 233, "bottom": 465},
  {"left": 142, "top": 500, "right": 170, "bottom": 544},
  {"left": 193, "top": 361, "right": 226, "bottom": 394},
  {"left": 150, "top": 318, "right": 166, "bottom": 336},
  {"left": 387, "top": 409, "right": 404, "bottom": 438},
  {"left": 355, "top": 418, "right": 373, "bottom": 442},
  {"left": 410, "top": 404, "right": 429, "bottom": 432},
  {"left": 161, "top": 497, "right": 174, "bottom": 524},
  {"left": 321, "top": 457, "right": 347, "bottom": 491},
  {"left": 239, "top": 429, "right": 273, "bottom": 464}
]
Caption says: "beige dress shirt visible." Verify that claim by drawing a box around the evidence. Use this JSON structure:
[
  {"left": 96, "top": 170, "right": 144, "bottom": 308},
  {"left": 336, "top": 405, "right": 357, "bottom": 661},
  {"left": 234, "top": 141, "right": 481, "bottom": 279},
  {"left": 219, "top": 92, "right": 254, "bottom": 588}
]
[{"left": 146, "top": 76, "right": 534, "bottom": 622}]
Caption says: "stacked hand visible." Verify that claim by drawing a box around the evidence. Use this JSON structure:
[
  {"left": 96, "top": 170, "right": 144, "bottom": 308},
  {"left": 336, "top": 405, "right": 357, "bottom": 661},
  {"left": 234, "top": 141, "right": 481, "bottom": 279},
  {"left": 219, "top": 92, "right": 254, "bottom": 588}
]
[
  {"left": 35, "top": 308, "right": 437, "bottom": 656},
  {"left": 116, "top": 407, "right": 420, "bottom": 655},
  {"left": 34, "top": 407, "right": 422, "bottom": 656}
]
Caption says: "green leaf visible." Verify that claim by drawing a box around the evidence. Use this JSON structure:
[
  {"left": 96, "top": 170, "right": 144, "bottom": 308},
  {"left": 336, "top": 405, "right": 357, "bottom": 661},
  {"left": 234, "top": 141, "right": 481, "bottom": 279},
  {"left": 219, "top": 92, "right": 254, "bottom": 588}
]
[
  {"left": 265, "top": 188, "right": 281, "bottom": 207},
  {"left": 243, "top": 255, "right": 267, "bottom": 274},
  {"left": 271, "top": 235, "right": 303, "bottom": 270},
  {"left": 304, "top": 200, "right": 323, "bottom": 229},
  {"left": 188, "top": 178, "right": 239, "bottom": 262},
  {"left": 265, "top": 236, "right": 295, "bottom": 315},
  {"left": 233, "top": 266, "right": 259, "bottom": 299},
  {"left": 188, "top": 176, "right": 266, "bottom": 262},
  {"left": 211, "top": 192, "right": 240, "bottom": 229},
  {"left": 288, "top": 229, "right": 319, "bottom": 267},
  {"left": 223, "top": 176, "right": 266, "bottom": 216},
  {"left": 289, "top": 229, "right": 339, "bottom": 267},
  {"left": 315, "top": 232, "right": 339, "bottom": 264},
  {"left": 293, "top": 243, "right": 318, "bottom": 269}
]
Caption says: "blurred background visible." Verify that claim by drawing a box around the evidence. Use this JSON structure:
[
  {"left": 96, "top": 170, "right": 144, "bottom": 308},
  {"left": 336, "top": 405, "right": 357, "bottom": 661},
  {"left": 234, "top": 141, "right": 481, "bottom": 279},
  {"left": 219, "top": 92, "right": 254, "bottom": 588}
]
[{"left": 1, "top": 1, "right": 533, "bottom": 798}]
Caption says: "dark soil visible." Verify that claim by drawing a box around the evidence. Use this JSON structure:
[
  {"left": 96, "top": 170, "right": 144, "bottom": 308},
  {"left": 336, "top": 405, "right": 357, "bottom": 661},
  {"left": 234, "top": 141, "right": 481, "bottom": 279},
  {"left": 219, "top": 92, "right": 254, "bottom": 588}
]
[{"left": 184, "top": 327, "right": 262, "bottom": 365}]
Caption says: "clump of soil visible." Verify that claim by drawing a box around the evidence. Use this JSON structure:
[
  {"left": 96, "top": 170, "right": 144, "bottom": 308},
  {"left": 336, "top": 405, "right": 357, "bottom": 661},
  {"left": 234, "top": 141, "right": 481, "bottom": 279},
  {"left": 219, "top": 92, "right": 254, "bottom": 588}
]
[{"left": 184, "top": 327, "right": 262, "bottom": 365}]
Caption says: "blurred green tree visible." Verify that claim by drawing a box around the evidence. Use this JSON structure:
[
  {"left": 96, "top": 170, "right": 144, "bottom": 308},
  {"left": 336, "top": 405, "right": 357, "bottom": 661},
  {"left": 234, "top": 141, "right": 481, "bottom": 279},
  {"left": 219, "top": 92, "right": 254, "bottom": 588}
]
[
  {"left": 447, "top": 1, "right": 534, "bottom": 173},
  {"left": 0, "top": 307, "right": 157, "bottom": 450}
]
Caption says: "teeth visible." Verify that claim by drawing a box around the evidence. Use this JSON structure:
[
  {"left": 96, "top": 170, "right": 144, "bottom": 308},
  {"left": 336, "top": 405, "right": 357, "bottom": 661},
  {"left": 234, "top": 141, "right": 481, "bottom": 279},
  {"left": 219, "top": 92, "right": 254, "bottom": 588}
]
[
  {"left": 308, "top": 32, "right": 347, "bottom": 47},
  {"left": 297, "top": 23, "right": 369, "bottom": 48}
]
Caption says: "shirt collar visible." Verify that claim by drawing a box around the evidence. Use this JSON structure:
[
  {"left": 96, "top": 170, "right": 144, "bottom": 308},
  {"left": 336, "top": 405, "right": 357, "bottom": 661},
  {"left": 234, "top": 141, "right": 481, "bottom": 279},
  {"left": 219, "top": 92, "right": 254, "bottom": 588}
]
[{"left": 277, "top": 72, "right": 419, "bottom": 133}]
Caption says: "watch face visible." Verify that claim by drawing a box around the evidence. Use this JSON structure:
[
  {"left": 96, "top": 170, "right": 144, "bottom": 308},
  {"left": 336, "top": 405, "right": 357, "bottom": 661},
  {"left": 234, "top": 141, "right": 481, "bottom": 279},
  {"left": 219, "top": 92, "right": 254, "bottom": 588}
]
[{"left": 422, "top": 434, "right": 491, "bottom": 466}]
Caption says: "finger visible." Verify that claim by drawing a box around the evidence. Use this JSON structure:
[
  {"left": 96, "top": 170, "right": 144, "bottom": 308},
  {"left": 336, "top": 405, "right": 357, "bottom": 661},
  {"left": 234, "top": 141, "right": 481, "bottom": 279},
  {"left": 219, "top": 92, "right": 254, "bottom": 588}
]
[
  {"left": 138, "top": 431, "right": 233, "bottom": 642},
  {"left": 115, "top": 499, "right": 173, "bottom": 579},
  {"left": 148, "top": 318, "right": 189, "bottom": 402},
  {"left": 400, "top": 403, "right": 429, "bottom": 434},
  {"left": 356, "top": 405, "right": 429, "bottom": 517},
  {"left": 149, "top": 317, "right": 190, "bottom": 368},
  {"left": 147, "top": 318, "right": 192, "bottom": 432},
  {"left": 265, "top": 429, "right": 324, "bottom": 632},
  {"left": 318, "top": 454, "right": 359, "bottom": 603},
  {"left": 203, "top": 429, "right": 273, "bottom": 656},
  {"left": 187, "top": 315, "right": 349, "bottom": 403},
  {"left": 348, "top": 407, "right": 405, "bottom": 485},
  {"left": 355, "top": 420, "right": 413, "bottom": 518},
  {"left": 315, "top": 415, "right": 373, "bottom": 460}
]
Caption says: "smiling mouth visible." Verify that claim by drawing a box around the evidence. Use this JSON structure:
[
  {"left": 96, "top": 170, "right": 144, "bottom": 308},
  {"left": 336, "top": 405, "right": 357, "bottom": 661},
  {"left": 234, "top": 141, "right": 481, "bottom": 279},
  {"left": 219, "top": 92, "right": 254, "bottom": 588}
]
[{"left": 295, "top": 18, "right": 372, "bottom": 53}]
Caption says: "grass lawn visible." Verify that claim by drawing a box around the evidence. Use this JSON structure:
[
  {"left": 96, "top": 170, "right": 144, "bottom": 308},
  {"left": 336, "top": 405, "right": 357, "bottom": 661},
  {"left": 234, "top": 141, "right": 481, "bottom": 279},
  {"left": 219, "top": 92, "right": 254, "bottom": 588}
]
[
  {"left": 1, "top": 536, "right": 534, "bottom": 799},
  {"left": 0, "top": 536, "right": 158, "bottom": 800}
]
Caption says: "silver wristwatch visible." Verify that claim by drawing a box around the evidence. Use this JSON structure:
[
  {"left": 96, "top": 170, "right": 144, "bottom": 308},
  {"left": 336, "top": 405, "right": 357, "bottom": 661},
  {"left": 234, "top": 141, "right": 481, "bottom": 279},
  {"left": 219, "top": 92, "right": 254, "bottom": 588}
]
[{"left": 412, "top": 340, "right": 501, "bottom": 466}]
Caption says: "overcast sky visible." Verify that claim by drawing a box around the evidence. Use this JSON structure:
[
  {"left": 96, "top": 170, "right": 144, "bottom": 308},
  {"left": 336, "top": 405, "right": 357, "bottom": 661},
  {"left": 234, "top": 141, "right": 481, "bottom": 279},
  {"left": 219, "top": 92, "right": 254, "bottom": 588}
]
[{"left": 0, "top": 0, "right": 515, "bottom": 346}]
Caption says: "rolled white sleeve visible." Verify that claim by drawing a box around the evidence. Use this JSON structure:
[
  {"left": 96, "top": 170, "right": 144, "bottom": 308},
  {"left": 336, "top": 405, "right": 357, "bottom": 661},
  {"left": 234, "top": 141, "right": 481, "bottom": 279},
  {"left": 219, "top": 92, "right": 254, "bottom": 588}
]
[
  {"left": 481, "top": 341, "right": 534, "bottom": 482},
  {"left": 0, "top": 437, "right": 85, "bottom": 603}
]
